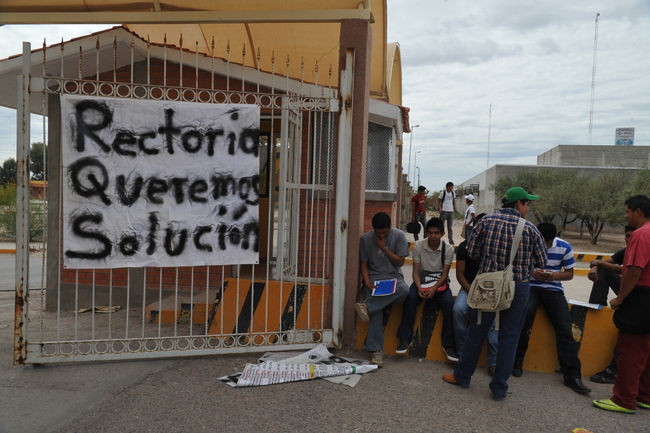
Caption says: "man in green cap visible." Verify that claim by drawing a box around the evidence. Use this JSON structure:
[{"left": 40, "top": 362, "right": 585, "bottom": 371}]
[{"left": 443, "top": 186, "right": 547, "bottom": 401}]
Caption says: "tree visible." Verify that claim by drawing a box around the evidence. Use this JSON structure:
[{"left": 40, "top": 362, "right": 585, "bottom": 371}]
[
  {"left": 0, "top": 158, "right": 16, "bottom": 187},
  {"left": 30, "top": 142, "right": 47, "bottom": 181},
  {"left": 492, "top": 169, "right": 555, "bottom": 224},
  {"left": 576, "top": 173, "right": 629, "bottom": 245},
  {"left": 624, "top": 170, "right": 650, "bottom": 199}
]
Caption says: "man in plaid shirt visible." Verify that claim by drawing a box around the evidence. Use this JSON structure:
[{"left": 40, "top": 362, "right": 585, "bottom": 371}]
[{"left": 443, "top": 186, "right": 547, "bottom": 401}]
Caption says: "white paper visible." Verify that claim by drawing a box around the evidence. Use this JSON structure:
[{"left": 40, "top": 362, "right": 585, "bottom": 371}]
[
  {"left": 219, "top": 344, "right": 377, "bottom": 388},
  {"left": 568, "top": 299, "right": 603, "bottom": 310},
  {"left": 61, "top": 94, "right": 260, "bottom": 268}
]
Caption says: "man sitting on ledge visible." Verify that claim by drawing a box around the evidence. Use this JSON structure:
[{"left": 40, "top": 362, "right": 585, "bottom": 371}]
[
  {"left": 512, "top": 222, "right": 591, "bottom": 395},
  {"left": 355, "top": 212, "right": 410, "bottom": 368}
]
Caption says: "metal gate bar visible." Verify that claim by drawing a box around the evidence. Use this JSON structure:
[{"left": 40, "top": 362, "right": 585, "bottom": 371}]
[{"left": 14, "top": 32, "right": 347, "bottom": 364}]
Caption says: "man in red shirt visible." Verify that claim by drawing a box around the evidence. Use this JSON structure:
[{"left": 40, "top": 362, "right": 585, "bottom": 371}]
[
  {"left": 411, "top": 186, "right": 427, "bottom": 240},
  {"left": 594, "top": 194, "right": 650, "bottom": 414}
]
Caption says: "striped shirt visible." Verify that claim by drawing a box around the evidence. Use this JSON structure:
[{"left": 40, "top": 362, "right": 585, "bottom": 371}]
[
  {"left": 467, "top": 207, "right": 547, "bottom": 281},
  {"left": 530, "top": 237, "right": 575, "bottom": 292}
]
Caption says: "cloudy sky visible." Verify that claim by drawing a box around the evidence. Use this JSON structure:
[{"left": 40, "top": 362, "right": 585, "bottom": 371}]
[
  {"left": 0, "top": 0, "right": 648, "bottom": 193},
  {"left": 388, "top": 0, "right": 650, "bottom": 191}
]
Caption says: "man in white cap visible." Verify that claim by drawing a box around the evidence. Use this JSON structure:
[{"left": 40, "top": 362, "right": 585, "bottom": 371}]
[{"left": 464, "top": 194, "right": 476, "bottom": 240}]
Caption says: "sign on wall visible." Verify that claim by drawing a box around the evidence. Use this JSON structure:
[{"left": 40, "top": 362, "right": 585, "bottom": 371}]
[
  {"left": 615, "top": 127, "right": 634, "bottom": 146},
  {"left": 61, "top": 95, "right": 260, "bottom": 269}
]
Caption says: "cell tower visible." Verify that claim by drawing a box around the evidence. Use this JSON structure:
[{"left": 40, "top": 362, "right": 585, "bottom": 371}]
[{"left": 588, "top": 12, "right": 600, "bottom": 145}]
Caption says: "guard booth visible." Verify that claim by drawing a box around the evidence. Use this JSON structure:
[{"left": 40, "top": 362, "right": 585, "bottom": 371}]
[{"left": 3, "top": 2, "right": 408, "bottom": 364}]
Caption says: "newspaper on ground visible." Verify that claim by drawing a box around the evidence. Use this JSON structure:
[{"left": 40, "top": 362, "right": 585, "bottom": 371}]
[{"left": 219, "top": 344, "right": 377, "bottom": 388}]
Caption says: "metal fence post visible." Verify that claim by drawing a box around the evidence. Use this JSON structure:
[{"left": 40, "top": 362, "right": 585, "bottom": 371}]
[
  {"left": 14, "top": 42, "right": 31, "bottom": 365},
  {"left": 331, "top": 50, "right": 354, "bottom": 347}
]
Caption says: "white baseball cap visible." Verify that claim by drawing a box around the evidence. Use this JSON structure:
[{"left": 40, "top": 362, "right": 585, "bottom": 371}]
[{"left": 465, "top": 194, "right": 475, "bottom": 202}]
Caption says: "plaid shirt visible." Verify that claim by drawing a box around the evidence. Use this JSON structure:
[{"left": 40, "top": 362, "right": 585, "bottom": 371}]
[{"left": 467, "top": 207, "right": 547, "bottom": 281}]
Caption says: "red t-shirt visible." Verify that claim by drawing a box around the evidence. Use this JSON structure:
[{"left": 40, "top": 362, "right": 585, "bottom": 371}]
[
  {"left": 411, "top": 194, "right": 426, "bottom": 213},
  {"left": 623, "top": 221, "right": 650, "bottom": 287}
]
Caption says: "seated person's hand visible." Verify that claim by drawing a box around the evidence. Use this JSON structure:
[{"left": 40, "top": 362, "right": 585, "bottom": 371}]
[{"left": 587, "top": 268, "right": 598, "bottom": 282}]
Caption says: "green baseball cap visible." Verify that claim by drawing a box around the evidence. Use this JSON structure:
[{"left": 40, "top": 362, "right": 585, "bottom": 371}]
[{"left": 504, "top": 186, "right": 539, "bottom": 203}]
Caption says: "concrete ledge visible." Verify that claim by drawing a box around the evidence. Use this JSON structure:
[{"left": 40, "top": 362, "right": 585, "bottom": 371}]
[{"left": 355, "top": 300, "right": 616, "bottom": 376}]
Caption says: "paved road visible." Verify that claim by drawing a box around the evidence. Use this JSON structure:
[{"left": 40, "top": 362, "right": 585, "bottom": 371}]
[
  {"left": 2, "top": 290, "right": 647, "bottom": 433},
  {"left": 0, "top": 249, "right": 45, "bottom": 292},
  {"left": 1, "top": 239, "right": 637, "bottom": 432}
]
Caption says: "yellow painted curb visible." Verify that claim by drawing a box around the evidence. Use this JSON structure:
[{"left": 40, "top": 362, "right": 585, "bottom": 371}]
[{"left": 356, "top": 301, "right": 616, "bottom": 376}]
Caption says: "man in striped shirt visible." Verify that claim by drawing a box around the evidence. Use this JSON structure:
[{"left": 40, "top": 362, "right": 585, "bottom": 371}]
[
  {"left": 512, "top": 222, "right": 591, "bottom": 395},
  {"left": 443, "top": 186, "right": 547, "bottom": 401}
]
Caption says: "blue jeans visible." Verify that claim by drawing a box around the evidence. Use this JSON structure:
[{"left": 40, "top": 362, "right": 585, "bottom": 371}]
[
  {"left": 440, "top": 211, "right": 454, "bottom": 243},
  {"left": 454, "top": 281, "right": 531, "bottom": 399},
  {"left": 453, "top": 289, "right": 498, "bottom": 367},
  {"left": 413, "top": 212, "right": 427, "bottom": 240},
  {"left": 514, "top": 286, "right": 582, "bottom": 380},
  {"left": 396, "top": 282, "right": 455, "bottom": 350},
  {"left": 362, "top": 277, "right": 409, "bottom": 352}
]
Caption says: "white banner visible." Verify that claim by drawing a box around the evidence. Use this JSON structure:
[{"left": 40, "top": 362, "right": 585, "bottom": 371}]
[{"left": 61, "top": 95, "right": 260, "bottom": 268}]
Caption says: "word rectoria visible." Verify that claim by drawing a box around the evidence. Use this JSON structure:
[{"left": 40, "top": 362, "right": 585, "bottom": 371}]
[{"left": 62, "top": 95, "right": 261, "bottom": 269}]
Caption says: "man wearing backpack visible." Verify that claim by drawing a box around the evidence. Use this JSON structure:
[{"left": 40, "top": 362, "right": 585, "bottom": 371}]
[
  {"left": 395, "top": 217, "right": 457, "bottom": 360},
  {"left": 411, "top": 185, "right": 428, "bottom": 240},
  {"left": 442, "top": 186, "right": 547, "bottom": 401},
  {"left": 437, "top": 182, "right": 458, "bottom": 245}
]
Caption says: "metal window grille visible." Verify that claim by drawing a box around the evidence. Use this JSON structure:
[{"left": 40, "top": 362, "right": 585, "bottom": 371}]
[{"left": 365, "top": 122, "right": 394, "bottom": 191}]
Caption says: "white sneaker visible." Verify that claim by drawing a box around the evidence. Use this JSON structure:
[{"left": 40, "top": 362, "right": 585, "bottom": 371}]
[
  {"left": 370, "top": 351, "right": 384, "bottom": 368},
  {"left": 355, "top": 302, "right": 370, "bottom": 322}
]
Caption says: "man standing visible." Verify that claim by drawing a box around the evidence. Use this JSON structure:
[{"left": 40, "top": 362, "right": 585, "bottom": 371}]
[
  {"left": 452, "top": 213, "right": 499, "bottom": 376},
  {"left": 463, "top": 194, "right": 476, "bottom": 240},
  {"left": 411, "top": 186, "right": 427, "bottom": 240},
  {"left": 437, "top": 182, "right": 457, "bottom": 245},
  {"left": 443, "top": 186, "right": 547, "bottom": 401},
  {"left": 593, "top": 195, "right": 650, "bottom": 414},
  {"left": 355, "top": 212, "right": 410, "bottom": 367},
  {"left": 512, "top": 222, "right": 591, "bottom": 395}
]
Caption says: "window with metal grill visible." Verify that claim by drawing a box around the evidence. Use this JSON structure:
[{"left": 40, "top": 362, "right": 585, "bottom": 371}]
[{"left": 366, "top": 121, "right": 394, "bottom": 192}]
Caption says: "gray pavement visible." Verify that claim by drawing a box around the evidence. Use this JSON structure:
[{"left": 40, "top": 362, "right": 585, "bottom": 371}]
[
  {"left": 0, "top": 235, "right": 642, "bottom": 432},
  {"left": 2, "top": 289, "right": 647, "bottom": 433}
]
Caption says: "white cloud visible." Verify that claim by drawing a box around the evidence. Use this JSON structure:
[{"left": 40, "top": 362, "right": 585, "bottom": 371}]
[{"left": 389, "top": 0, "right": 650, "bottom": 190}]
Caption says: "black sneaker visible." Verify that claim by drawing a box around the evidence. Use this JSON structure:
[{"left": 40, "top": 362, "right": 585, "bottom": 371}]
[
  {"left": 443, "top": 347, "right": 459, "bottom": 362},
  {"left": 395, "top": 339, "right": 410, "bottom": 355},
  {"left": 590, "top": 369, "right": 617, "bottom": 384}
]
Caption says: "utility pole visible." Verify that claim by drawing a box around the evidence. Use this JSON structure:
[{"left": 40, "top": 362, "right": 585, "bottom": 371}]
[
  {"left": 487, "top": 103, "right": 492, "bottom": 168},
  {"left": 407, "top": 124, "right": 420, "bottom": 186},
  {"left": 588, "top": 12, "right": 600, "bottom": 145}
]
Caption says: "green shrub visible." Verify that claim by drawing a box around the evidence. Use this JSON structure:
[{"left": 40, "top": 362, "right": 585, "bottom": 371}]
[
  {"left": 0, "top": 183, "right": 16, "bottom": 206},
  {"left": 0, "top": 206, "right": 46, "bottom": 242}
]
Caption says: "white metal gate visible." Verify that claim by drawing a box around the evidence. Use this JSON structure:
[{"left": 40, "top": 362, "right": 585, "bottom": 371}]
[{"left": 14, "top": 29, "right": 349, "bottom": 364}]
